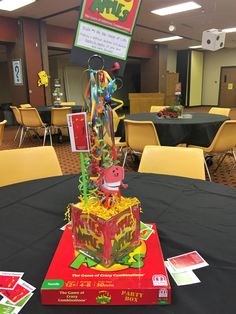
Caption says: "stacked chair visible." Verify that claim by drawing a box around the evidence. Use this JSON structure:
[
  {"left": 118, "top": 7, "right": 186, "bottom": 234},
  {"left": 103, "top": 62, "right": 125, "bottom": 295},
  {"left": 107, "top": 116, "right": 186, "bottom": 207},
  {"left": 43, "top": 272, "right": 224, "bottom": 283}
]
[
  {"left": 123, "top": 120, "right": 160, "bottom": 167},
  {"left": 19, "top": 107, "right": 52, "bottom": 146},
  {"left": 10, "top": 106, "right": 23, "bottom": 143},
  {"left": 189, "top": 120, "right": 236, "bottom": 181},
  {"left": 50, "top": 107, "right": 72, "bottom": 143}
]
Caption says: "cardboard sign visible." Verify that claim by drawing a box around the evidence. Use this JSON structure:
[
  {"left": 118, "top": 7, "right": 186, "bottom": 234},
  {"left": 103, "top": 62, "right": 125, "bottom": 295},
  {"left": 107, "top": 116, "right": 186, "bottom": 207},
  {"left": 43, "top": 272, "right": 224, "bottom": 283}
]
[
  {"left": 74, "top": 21, "right": 130, "bottom": 60},
  {"left": 67, "top": 112, "right": 90, "bottom": 152},
  {"left": 80, "top": 0, "right": 142, "bottom": 34}
]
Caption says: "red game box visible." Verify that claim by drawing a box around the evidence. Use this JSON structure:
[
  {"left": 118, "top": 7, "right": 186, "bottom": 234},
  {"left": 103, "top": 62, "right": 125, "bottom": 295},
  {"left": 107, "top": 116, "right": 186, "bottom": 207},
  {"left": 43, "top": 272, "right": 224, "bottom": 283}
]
[{"left": 41, "top": 224, "right": 171, "bottom": 305}]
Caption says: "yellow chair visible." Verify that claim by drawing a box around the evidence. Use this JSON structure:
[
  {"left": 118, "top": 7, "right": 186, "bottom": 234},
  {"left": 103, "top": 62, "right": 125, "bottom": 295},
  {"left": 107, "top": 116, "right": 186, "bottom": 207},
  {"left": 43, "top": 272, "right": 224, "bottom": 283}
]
[
  {"left": 19, "top": 108, "right": 52, "bottom": 147},
  {"left": 209, "top": 107, "right": 231, "bottom": 116},
  {"left": 0, "top": 120, "right": 7, "bottom": 146},
  {"left": 190, "top": 120, "right": 236, "bottom": 181},
  {"left": 60, "top": 101, "right": 76, "bottom": 106},
  {"left": 0, "top": 146, "right": 62, "bottom": 187},
  {"left": 123, "top": 119, "right": 160, "bottom": 166},
  {"left": 10, "top": 106, "right": 24, "bottom": 142},
  {"left": 112, "top": 103, "right": 125, "bottom": 133},
  {"left": 51, "top": 107, "right": 72, "bottom": 142},
  {"left": 20, "top": 104, "right": 32, "bottom": 108},
  {"left": 150, "top": 106, "right": 168, "bottom": 113},
  {"left": 138, "top": 145, "right": 206, "bottom": 180}
]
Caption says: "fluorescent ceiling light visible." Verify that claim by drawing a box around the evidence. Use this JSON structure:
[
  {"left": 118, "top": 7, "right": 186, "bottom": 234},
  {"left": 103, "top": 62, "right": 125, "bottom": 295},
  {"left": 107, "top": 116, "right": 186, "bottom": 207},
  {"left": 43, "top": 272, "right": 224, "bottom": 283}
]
[
  {"left": 0, "top": 0, "right": 36, "bottom": 11},
  {"left": 151, "top": 1, "right": 201, "bottom": 16},
  {"left": 154, "top": 36, "right": 183, "bottom": 42},
  {"left": 222, "top": 27, "right": 236, "bottom": 33},
  {"left": 189, "top": 45, "right": 202, "bottom": 49}
]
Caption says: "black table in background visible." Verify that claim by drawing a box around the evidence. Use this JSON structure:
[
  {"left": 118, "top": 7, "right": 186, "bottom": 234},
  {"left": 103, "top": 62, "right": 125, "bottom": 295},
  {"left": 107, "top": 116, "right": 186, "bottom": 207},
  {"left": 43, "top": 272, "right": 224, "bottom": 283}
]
[
  {"left": 1, "top": 172, "right": 236, "bottom": 314},
  {"left": 123, "top": 112, "right": 229, "bottom": 146},
  {"left": 37, "top": 105, "right": 82, "bottom": 124}
]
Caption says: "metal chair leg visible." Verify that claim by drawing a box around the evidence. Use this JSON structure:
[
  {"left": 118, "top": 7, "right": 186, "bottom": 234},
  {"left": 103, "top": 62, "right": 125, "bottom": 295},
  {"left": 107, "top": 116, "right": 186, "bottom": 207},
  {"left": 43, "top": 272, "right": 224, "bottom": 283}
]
[
  {"left": 214, "top": 153, "right": 227, "bottom": 172},
  {"left": 122, "top": 149, "right": 128, "bottom": 168},
  {"left": 14, "top": 125, "right": 21, "bottom": 141},
  {"left": 43, "top": 128, "right": 47, "bottom": 146},
  {"left": 229, "top": 149, "right": 236, "bottom": 173},
  {"left": 204, "top": 158, "right": 212, "bottom": 182},
  {"left": 19, "top": 127, "right": 25, "bottom": 147},
  {"left": 48, "top": 128, "right": 52, "bottom": 146}
]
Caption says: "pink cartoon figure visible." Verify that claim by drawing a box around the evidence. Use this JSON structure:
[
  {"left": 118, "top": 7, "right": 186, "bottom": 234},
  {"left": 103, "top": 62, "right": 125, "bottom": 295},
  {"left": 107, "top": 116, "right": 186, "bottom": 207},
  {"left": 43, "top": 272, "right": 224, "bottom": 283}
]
[{"left": 98, "top": 165, "right": 128, "bottom": 208}]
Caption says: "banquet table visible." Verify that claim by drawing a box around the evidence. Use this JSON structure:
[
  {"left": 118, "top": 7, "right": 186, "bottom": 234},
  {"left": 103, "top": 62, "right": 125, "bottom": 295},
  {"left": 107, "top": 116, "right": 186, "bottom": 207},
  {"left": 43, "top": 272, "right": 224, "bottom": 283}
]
[
  {"left": 123, "top": 112, "right": 229, "bottom": 146},
  {"left": 0, "top": 172, "right": 236, "bottom": 313},
  {"left": 37, "top": 105, "right": 82, "bottom": 124}
]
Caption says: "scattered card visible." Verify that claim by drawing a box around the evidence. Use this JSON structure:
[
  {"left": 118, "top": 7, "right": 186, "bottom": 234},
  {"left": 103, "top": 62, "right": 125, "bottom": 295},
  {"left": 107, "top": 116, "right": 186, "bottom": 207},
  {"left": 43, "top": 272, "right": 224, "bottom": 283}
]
[
  {"left": 0, "top": 279, "right": 35, "bottom": 304},
  {"left": 2, "top": 293, "right": 34, "bottom": 314},
  {"left": 167, "top": 251, "right": 209, "bottom": 272},
  {"left": 140, "top": 228, "right": 154, "bottom": 240},
  {"left": 0, "top": 303, "right": 16, "bottom": 314},
  {"left": 165, "top": 261, "right": 201, "bottom": 286},
  {"left": 0, "top": 272, "right": 24, "bottom": 290},
  {"left": 140, "top": 221, "right": 153, "bottom": 231}
]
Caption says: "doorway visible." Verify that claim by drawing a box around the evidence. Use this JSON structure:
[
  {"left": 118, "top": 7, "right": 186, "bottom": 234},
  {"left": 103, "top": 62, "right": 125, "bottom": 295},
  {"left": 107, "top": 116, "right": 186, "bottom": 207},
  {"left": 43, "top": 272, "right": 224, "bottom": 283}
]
[{"left": 219, "top": 66, "right": 236, "bottom": 107}]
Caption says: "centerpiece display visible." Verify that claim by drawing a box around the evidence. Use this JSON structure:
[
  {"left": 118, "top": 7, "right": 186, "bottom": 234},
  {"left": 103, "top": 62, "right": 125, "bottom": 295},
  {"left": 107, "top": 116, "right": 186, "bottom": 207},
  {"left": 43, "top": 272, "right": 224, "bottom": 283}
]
[
  {"left": 41, "top": 55, "right": 171, "bottom": 306},
  {"left": 157, "top": 104, "right": 183, "bottom": 118}
]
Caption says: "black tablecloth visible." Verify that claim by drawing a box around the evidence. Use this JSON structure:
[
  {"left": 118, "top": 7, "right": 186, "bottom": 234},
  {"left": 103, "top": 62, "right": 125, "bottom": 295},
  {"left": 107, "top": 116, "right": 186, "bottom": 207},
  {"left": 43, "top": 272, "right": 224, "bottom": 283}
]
[
  {"left": 37, "top": 106, "right": 82, "bottom": 124},
  {"left": 123, "top": 112, "right": 229, "bottom": 146},
  {"left": 1, "top": 173, "right": 236, "bottom": 314}
]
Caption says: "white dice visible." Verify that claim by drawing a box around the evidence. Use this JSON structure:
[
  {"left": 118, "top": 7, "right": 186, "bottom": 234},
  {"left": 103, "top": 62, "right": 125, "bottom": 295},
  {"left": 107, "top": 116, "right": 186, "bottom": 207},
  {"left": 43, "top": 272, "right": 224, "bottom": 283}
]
[{"left": 202, "top": 29, "right": 226, "bottom": 51}]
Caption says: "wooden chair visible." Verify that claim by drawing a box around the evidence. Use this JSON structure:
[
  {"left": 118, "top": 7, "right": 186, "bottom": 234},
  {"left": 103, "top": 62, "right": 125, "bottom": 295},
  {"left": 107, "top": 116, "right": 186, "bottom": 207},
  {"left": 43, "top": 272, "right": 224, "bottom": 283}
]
[
  {"left": 150, "top": 106, "right": 168, "bottom": 113},
  {"left": 0, "top": 120, "right": 7, "bottom": 146},
  {"left": 209, "top": 107, "right": 231, "bottom": 116},
  {"left": 19, "top": 108, "right": 52, "bottom": 147},
  {"left": 190, "top": 120, "right": 236, "bottom": 181},
  {"left": 10, "top": 106, "right": 23, "bottom": 142},
  {"left": 51, "top": 107, "right": 72, "bottom": 142},
  {"left": 138, "top": 145, "right": 206, "bottom": 180},
  {"left": 123, "top": 119, "right": 160, "bottom": 166},
  {"left": 0, "top": 146, "right": 62, "bottom": 187}
]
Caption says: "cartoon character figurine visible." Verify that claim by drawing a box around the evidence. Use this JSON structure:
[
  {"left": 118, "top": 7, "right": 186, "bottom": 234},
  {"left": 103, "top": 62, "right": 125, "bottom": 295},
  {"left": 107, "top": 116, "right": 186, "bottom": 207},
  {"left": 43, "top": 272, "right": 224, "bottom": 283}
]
[
  {"left": 38, "top": 70, "right": 49, "bottom": 87},
  {"left": 98, "top": 165, "right": 128, "bottom": 208}
]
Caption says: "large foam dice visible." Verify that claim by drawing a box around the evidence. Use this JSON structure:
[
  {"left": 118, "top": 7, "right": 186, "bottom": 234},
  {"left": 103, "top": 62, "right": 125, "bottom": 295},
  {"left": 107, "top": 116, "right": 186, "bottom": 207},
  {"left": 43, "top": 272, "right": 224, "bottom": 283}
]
[{"left": 202, "top": 29, "right": 226, "bottom": 51}]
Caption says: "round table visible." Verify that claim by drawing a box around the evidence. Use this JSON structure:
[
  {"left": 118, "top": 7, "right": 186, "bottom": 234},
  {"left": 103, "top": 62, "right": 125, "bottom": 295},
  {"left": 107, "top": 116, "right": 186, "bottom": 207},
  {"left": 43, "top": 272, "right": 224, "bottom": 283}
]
[
  {"left": 0, "top": 173, "right": 236, "bottom": 314},
  {"left": 124, "top": 112, "right": 229, "bottom": 146},
  {"left": 37, "top": 105, "right": 82, "bottom": 124}
]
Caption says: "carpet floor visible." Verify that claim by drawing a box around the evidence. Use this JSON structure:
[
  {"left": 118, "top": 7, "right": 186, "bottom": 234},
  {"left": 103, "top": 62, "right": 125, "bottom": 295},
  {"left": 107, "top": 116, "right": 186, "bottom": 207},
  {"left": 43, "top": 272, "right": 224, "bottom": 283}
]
[{"left": 1, "top": 106, "right": 236, "bottom": 188}]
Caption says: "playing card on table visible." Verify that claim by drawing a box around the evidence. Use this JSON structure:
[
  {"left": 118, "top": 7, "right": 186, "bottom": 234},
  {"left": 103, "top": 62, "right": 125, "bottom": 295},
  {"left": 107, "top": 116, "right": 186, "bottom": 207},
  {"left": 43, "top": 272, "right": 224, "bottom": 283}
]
[
  {"left": 140, "top": 222, "right": 154, "bottom": 240},
  {"left": 0, "top": 293, "right": 34, "bottom": 314},
  {"left": 165, "top": 261, "right": 201, "bottom": 286},
  {"left": 167, "top": 251, "right": 209, "bottom": 272},
  {"left": 0, "top": 272, "right": 24, "bottom": 290},
  {"left": 0, "top": 279, "right": 35, "bottom": 304}
]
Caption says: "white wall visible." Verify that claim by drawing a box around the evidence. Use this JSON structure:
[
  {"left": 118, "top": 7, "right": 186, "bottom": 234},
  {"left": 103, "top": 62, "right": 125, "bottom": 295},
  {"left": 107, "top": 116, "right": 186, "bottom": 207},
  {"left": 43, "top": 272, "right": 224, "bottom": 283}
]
[{"left": 202, "top": 48, "right": 236, "bottom": 106}]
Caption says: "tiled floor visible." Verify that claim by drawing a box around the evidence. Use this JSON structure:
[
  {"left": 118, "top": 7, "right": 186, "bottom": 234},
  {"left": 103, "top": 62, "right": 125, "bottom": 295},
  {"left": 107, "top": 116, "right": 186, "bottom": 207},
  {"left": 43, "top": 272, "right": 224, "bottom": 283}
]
[{"left": 1, "top": 106, "right": 236, "bottom": 188}]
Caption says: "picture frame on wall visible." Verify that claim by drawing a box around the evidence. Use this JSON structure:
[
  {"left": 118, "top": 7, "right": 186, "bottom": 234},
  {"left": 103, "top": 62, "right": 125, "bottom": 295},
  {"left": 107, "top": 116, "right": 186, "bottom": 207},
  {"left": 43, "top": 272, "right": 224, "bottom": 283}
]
[{"left": 12, "top": 59, "right": 23, "bottom": 85}]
